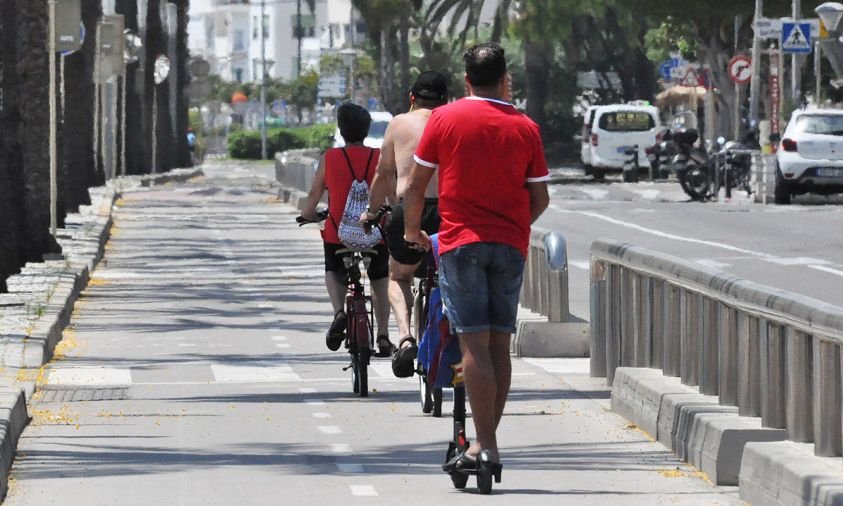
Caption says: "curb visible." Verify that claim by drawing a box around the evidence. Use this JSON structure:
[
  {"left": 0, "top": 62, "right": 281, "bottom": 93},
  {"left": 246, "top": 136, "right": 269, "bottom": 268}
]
[
  {"left": 0, "top": 167, "right": 202, "bottom": 499},
  {"left": 611, "top": 367, "right": 788, "bottom": 485}
]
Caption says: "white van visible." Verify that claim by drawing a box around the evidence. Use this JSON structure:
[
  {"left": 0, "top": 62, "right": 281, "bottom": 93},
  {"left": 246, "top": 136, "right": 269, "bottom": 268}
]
[{"left": 580, "top": 104, "right": 662, "bottom": 179}]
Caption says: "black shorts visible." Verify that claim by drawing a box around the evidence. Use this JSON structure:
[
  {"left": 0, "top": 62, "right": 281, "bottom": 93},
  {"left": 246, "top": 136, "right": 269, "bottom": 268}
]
[
  {"left": 324, "top": 243, "right": 389, "bottom": 281},
  {"left": 385, "top": 199, "right": 440, "bottom": 265}
]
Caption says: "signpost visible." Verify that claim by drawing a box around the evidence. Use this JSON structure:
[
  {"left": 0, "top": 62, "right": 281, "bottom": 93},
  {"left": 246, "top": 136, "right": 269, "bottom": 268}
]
[
  {"left": 781, "top": 22, "right": 813, "bottom": 53},
  {"left": 770, "top": 51, "right": 781, "bottom": 137}
]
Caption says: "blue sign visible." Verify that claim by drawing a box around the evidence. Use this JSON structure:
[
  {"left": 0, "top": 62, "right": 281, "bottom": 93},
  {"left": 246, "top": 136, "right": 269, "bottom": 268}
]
[
  {"left": 659, "top": 60, "right": 673, "bottom": 80},
  {"left": 782, "top": 22, "right": 812, "bottom": 54}
]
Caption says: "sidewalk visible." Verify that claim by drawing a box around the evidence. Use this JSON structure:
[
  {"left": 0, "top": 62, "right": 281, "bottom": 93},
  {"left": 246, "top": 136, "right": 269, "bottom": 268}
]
[{"left": 4, "top": 162, "right": 739, "bottom": 505}]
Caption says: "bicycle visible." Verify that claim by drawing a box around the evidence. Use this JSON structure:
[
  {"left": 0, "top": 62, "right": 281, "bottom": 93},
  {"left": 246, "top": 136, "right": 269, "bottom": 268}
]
[
  {"left": 414, "top": 250, "right": 444, "bottom": 417},
  {"left": 297, "top": 209, "right": 383, "bottom": 397}
]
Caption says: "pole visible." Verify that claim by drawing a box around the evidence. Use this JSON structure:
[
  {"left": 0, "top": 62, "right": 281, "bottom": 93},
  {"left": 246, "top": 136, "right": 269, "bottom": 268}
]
[
  {"left": 349, "top": 3, "right": 355, "bottom": 47},
  {"left": 111, "top": 76, "right": 118, "bottom": 179},
  {"left": 94, "top": 22, "right": 101, "bottom": 175},
  {"left": 735, "top": 16, "right": 742, "bottom": 141},
  {"left": 260, "top": 0, "right": 267, "bottom": 160},
  {"left": 816, "top": 40, "right": 822, "bottom": 104},
  {"left": 296, "top": 0, "right": 302, "bottom": 76},
  {"left": 152, "top": 85, "right": 158, "bottom": 174},
  {"left": 49, "top": 0, "right": 58, "bottom": 237},
  {"left": 60, "top": 54, "right": 66, "bottom": 122},
  {"left": 792, "top": 0, "right": 802, "bottom": 102},
  {"left": 121, "top": 64, "right": 127, "bottom": 176},
  {"left": 749, "top": 0, "right": 763, "bottom": 121}
]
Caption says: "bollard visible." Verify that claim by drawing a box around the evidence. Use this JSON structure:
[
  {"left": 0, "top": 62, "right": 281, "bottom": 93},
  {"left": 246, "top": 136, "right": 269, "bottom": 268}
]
[{"left": 813, "top": 340, "right": 842, "bottom": 457}]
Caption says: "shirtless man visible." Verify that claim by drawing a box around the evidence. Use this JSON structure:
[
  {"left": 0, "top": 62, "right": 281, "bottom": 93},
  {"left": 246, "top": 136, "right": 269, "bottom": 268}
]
[{"left": 362, "top": 71, "right": 449, "bottom": 378}]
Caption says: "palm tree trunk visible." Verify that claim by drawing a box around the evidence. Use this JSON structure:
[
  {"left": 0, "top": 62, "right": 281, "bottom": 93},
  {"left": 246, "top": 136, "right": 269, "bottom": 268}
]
[
  {"left": 15, "top": 0, "right": 60, "bottom": 259},
  {"left": 524, "top": 37, "right": 552, "bottom": 136},
  {"left": 116, "top": 0, "right": 145, "bottom": 174},
  {"left": 62, "top": 1, "right": 104, "bottom": 213},
  {"left": 399, "top": 13, "right": 410, "bottom": 112},
  {"left": 175, "top": 0, "right": 191, "bottom": 167},
  {"left": 379, "top": 23, "right": 396, "bottom": 113}
]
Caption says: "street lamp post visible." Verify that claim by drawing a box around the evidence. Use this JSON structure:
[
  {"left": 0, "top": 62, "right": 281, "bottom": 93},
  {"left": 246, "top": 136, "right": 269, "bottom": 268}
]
[
  {"left": 261, "top": 0, "right": 268, "bottom": 160},
  {"left": 49, "top": 0, "right": 58, "bottom": 237}
]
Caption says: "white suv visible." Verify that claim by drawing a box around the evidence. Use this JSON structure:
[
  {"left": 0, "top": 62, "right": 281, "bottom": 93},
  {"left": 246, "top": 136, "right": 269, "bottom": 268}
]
[
  {"left": 580, "top": 104, "right": 662, "bottom": 180},
  {"left": 775, "top": 109, "right": 843, "bottom": 204},
  {"left": 334, "top": 111, "right": 393, "bottom": 149}
]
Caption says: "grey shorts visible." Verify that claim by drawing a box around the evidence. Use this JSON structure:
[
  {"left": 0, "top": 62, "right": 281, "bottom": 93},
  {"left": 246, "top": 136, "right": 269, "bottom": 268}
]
[{"left": 439, "top": 242, "right": 525, "bottom": 335}]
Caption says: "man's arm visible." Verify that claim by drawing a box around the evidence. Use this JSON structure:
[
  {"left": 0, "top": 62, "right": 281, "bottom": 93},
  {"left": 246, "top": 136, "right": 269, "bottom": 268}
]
[
  {"left": 299, "top": 154, "right": 327, "bottom": 220},
  {"left": 403, "top": 161, "right": 435, "bottom": 249},
  {"left": 364, "top": 124, "right": 397, "bottom": 219},
  {"left": 526, "top": 181, "right": 549, "bottom": 224}
]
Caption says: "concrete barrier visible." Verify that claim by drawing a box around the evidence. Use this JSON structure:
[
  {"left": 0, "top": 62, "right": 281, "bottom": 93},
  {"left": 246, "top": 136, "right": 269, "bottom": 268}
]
[
  {"left": 514, "top": 228, "right": 588, "bottom": 358},
  {"left": 274, "top": 149, "right": 321, "bottom": 210},
  {"left": 591, "top": 239, "right": 843, "bottom": 493}
]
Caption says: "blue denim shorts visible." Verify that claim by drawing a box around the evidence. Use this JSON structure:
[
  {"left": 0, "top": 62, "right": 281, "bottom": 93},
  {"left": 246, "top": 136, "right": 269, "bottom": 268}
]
[{"left": 439, "top": 242, "right": 525, "bottom": 335}]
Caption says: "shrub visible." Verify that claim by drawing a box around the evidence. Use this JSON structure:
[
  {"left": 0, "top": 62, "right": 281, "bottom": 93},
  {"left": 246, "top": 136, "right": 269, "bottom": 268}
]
[{"left": 227, "top": 125, "right": 335, "bottom": 159}]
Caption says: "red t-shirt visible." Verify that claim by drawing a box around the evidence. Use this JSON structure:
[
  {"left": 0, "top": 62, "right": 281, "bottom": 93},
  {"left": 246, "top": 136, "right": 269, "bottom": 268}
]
[
  {"left": 322, "top": 146, "right": 380, "bottom": 244},
  {"left": 414, "top": 97, "right": 549, "bottom": 257}
]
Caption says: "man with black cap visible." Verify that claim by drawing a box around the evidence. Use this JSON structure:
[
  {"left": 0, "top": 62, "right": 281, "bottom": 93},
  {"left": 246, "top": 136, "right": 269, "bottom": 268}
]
[{"left": 362, "top": 71, "right": 449, "bottom": 377}]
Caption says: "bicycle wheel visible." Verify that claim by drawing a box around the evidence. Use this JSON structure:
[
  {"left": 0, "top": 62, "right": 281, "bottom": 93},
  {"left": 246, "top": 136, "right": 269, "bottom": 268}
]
[
  {"left": 356, "top": 346, "right": 369, "bottom": 397},
  {"left": 419, "top": 373, "right": 433, "bottom": 413}
]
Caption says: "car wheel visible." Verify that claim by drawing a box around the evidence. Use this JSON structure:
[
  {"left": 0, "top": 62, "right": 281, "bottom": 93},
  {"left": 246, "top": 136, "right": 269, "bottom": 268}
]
[
  {"left": 622, "top": 169, "right": 637, "bottom": 183},
  {"left": 583, "top": 164, "right": 593, "bottom": 177},
  {"left": 591, "top": 168, "right": 606, "bottom": 180},
  {"left": 774, "top": 167, "right": 792, "bottom": 205}
]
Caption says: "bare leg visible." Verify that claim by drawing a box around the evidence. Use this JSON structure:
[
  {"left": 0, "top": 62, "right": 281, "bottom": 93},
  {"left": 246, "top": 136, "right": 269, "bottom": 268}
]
[
  {"left": 370, "top": 277, "right": 391, "bottom": 339},
  {"left": 388, "top": 258, "right": 418, "bottom": 341},
  {"left": 489, "top": 331, "right": 512, "bottom": 429},
  {"left": 459, "top": 330, "right": 499, "bottom": 462},
  {"left": 325, "top": 272, "right": 346, "bottom": 314}
]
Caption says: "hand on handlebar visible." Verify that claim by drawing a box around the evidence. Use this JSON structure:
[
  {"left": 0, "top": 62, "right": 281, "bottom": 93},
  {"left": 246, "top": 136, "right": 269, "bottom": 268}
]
[
  {"left": 297, "top": 209, "right": 328, "bottom": 226},
  {"left": 359, "top": 205, "right": 392, "bottom": 233},
  {"left": 403, "top": 230, "right": 432, "bottom": 252}
]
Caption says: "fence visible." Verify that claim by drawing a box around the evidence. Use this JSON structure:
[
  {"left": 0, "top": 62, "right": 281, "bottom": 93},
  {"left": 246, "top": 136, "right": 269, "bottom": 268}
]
[{"left": 590, "top": 238, "right": 843, "bottom": 458}]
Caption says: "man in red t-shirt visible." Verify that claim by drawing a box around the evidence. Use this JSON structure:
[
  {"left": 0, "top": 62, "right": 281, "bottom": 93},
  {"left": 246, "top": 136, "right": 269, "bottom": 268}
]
[{"left": 404, "top": 43, "right": 550, "bottom": 472}]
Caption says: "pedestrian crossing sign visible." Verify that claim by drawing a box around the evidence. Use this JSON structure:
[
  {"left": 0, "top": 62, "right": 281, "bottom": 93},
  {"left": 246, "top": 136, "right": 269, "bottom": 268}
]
[{"left": 782, "top": 22, "right": 812, "bottom": 54}]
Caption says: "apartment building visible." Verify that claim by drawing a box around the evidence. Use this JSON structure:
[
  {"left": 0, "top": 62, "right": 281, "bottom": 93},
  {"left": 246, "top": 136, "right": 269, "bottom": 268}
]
[{"left": 188, "top": 0, "right": 363, "bottom": 82}]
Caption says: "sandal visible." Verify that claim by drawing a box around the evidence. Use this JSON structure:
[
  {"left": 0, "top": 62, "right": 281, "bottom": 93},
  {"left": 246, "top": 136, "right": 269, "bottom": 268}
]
[
  {"left": 442, "top": 451, "right": 477, "bottom": 473},
  {"left": 391, "top": 336, "right": 418, "bottom": 378},
  {"left": 326, "top": 311, "right": 346, "bottom": 351},
  {"left": 375, "top": 335, "right": 397, "bottom": 357}
]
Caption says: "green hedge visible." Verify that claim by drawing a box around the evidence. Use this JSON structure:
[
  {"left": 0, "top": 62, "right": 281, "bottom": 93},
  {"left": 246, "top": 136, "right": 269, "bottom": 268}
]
[{"left": 227, "top": 124, "right": 335, "bottom": 159}]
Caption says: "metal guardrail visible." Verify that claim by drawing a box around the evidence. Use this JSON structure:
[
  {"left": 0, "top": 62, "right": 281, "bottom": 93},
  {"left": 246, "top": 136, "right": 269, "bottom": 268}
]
[
  {"left": 590, "top": 239, "right": 843, "bottom": 458},
  {"left": 521, "top": 228, "right": 569, "bottom": 323}
]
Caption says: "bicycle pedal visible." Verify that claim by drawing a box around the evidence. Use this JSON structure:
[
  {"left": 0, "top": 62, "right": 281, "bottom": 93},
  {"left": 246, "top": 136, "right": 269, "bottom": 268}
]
[{"left": 342, "top": 364, "right": 353, "bottom": 371}]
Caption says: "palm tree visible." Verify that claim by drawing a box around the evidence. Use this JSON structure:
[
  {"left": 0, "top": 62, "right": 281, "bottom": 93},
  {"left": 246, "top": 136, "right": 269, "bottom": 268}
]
[
  {"left": 116, "top": 0, "right": 145, "bottom": 174},
  {"left": 14, "top": 0, "right": 61, "bottom": 258}
]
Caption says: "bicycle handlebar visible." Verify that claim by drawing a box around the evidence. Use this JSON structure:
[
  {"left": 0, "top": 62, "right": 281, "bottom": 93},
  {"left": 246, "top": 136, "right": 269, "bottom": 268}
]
[
  {"left": 296, "top": 209, "right": 329, "bottom": 226},
  {"left": 363, "top": 205, "right": 392, "bottom": 233}
]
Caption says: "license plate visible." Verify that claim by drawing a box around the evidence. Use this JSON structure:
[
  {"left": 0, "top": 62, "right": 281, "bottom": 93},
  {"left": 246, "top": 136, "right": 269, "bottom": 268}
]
[
  {"left": 617, "top": 146, "right": 633, "bottom": 154},
  {"left": 816, "top": 167, "right": 843, "bottom": 177}
]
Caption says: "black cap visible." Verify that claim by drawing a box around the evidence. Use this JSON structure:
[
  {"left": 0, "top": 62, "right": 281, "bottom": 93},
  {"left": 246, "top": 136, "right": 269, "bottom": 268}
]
[{"left": 411, "top": 71, "right": 448, "bottom": 101}]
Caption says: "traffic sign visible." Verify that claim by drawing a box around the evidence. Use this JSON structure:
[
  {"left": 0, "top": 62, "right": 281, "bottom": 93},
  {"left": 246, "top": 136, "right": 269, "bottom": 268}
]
[
  {"left": 680, "top": 68, "right": 702, "bottom": 87},
  {"left": 659, "top": 60, "right": 673, "bottom": 80},
  {"left": 728, "top": 56, "right": 752, "bottom": 85},
  {"left": 782, "top": 22, "right": 812, "bottom": 53},
  {"left": 755, "top": 18, "right": 821, "bottom": 39}
]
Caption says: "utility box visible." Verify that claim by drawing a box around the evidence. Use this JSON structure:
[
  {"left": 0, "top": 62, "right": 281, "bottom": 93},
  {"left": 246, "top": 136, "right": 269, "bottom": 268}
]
[
  {"left": 98, "top": 15, "right": 125, "bottom": 82},
  {"left": 54, "top": 0, "right": 83, "bottom": 54}
]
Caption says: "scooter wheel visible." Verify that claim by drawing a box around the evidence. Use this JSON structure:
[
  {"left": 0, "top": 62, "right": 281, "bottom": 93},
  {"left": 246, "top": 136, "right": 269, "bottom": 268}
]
[
  {"left": 451, "top": 472, "right": 469, "bottom": 489},
  {"left": 477, "top": 467, "right": 493, "bottom": 494}
]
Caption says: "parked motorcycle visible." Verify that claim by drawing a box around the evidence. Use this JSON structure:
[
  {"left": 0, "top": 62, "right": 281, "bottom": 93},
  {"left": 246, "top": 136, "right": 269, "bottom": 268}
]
[
  {"left": 646, "top": 128, "right": 712, "bottom": 200},
  {"left": 681, "top": 129, "right": 760, "bottom": 201}
]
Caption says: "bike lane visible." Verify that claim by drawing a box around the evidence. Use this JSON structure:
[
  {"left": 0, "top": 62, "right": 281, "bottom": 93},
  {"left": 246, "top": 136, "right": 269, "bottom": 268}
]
[{"left": 4, "top": 163, "right": 738, "bottom": 505}]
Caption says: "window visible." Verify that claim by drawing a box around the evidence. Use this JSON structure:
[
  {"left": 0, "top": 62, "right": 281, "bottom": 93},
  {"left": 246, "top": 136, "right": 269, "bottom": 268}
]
[
  {"left": 263, "top": 15, "right": 269, "bottom": 38},
  {"left": 234, "top": 68, "right": 244, "bottom": 82},
  {"left": 291, "top": 14, "right": 316, "bottom": 38},
  {"left": 598, "top": 111, "right": 655, "bottom": 132},
  {"left": 233, "top": 29, "right": 246, "bottom": 51},
  {"left": 253, "top": 17, "right": 258, "bottom": 39},
  {"left": 795, "top": 115, "right": 843, "bottom": 136}
]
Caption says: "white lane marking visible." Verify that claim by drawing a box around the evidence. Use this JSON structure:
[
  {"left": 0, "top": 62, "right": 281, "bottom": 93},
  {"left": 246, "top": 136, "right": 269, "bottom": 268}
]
[
  {"left": 350, "top": 485, "right": 378, "bottom": 497},
  {"left": 305, "top": 399, "right": 326, "bottom": 406},
  {"left": 369, "top": 363, "right": 394, "bottom": 378},
  {"left": 763, "top": 257, "right": 831, "bottom": 266},
  {"left": 258, "top": 303, "right": 275, "bottom": 309},
  {"left": 312, "top": 412, "right": 332, "bottom": 419},
  {"left": 271, "top": 336, "right": 288, "bottom": 342},
  {"left": 176, "top": 343, "right": 197, "bottom": 348},
  {"left": 278, "top": 269, "right": 325, "bottom": 278},
  {"left": 275, "top": 344, "right": 291, "bottom": 349},
  {"left": 512, "top": 372, "right": 537, "bottom": 377},
  {"left": 299, "top": 388, "right": 317, "bottom": 394},
  {"left": 211, "top": 364, "right": 300, "bottom": 382},
  {"left": 809, "top": 265, "right": 843, "bottom": 278},
  {"left": 573, "top": 210, "right": 776, "bottom": 258},
  {"left": 580, "top": 188, "right": 610, "bottom": 200},
  {"left": 336, "top": 463, "right": 364, "bottom": 473},
  {"left": 524, "top": 358, "right": 591, "bottom": 375},
  {"left": 694, "top": 259, "right": 731, "bottom": 269},
  {"left": 331, "top": 444, "right": 352, "bottom": 454},
  {"left": 318, "top": 426, "right": 343, "bottom": 434},
  {"left": 569, "top": 261, "right": 590, "bottom": 270},
  {"left": 48, "top": 367, "right": 132, "bottom": 386}
]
